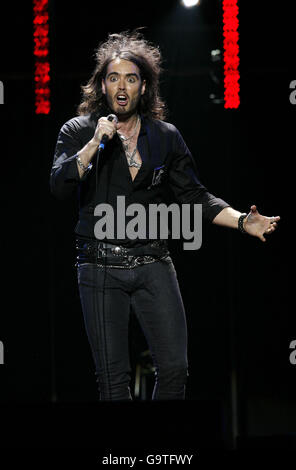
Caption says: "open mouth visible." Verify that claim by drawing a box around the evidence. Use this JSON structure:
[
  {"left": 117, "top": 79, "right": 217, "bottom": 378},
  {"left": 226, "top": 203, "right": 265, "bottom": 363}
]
[{"left": 116, "top": 94, "right": 128, "bottom": 106}]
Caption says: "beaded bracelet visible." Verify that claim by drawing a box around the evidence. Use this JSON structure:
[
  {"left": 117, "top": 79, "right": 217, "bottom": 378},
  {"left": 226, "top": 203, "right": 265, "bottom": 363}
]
[
  {"left": 238, "top": 213, "right": 248, "bottom": 233},
  {"left": 76, "top": 155, "right": 93, "bottom": 172}
]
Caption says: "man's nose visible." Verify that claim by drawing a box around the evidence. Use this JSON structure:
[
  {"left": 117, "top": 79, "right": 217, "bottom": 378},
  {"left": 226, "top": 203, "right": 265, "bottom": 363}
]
[{"left": 118, "top": 77, "right": 126, "bottom": 90}]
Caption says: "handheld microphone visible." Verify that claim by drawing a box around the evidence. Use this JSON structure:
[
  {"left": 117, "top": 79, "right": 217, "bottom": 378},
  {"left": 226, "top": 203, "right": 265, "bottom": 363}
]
[{"left": 98, "top": 114, "right": 118, "bottom": 151}]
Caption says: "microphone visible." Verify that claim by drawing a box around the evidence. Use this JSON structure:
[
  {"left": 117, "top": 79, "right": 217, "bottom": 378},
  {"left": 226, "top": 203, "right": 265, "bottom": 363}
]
[{"left": 98, "top": 114, "right": 118, "bottom": 151}]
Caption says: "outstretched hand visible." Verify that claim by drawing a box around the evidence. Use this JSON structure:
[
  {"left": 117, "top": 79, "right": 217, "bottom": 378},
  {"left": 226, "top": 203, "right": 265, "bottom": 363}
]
[{"left": 243, "top": 205, "right": 280, "bottom": 242}]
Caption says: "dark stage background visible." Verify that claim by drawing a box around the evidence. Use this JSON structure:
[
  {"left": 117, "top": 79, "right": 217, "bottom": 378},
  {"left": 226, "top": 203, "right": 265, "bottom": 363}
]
[{"left": 0, "top": 0, "right": 295, "bottom": 459}]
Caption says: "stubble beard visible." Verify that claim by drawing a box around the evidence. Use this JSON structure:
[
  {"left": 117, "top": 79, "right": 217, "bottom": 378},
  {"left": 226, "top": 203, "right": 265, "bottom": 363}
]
[{"left": 106, "top": 94, "right": 141, "bottom": 122}]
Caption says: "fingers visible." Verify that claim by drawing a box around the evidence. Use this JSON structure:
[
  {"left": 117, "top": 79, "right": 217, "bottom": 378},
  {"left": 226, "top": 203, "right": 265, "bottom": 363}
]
[
  {"left": 95, "top": 116, "right": 118, "bottom": 142},
  {"left": 264, "top": 222, "right": 278, "bottom": 235},
  {"left": 259, "top": 217, "right": 279, "bottom": 241},
  {"left": 249, "top": 205, "right": 281, "bottom": 226},
  {"left": 267, "top": 215, "right": 281, "bottom": 231},
  {"left": 265, "top": 226, "right": 276, "bottom": 234},
  {"left": 270, "top": 215, "right": 281, "bottom": 223},
  {"left": 99, "top": 116, "right": 118, "bottom": 134},
  {"left": 248, "top": 206, "right": 280, "bottom": 242}
]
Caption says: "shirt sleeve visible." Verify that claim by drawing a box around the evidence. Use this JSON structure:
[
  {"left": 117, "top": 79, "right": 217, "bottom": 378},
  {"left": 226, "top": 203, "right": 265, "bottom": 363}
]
[
  {"left": 168, "top": 127, "right": 230, "bottom": 222},
  {"left": 50, "top": 119, "right": 89, "bottom": 200}
]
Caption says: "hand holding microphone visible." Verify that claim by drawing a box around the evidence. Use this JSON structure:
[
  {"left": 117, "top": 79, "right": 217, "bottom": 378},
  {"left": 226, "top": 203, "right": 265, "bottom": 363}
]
[
  {"left": 93, "top": 114, "right": 118, "bottom": 150},
  {"left": 76, "top": 114, "right": 118, "bottom": 178}
]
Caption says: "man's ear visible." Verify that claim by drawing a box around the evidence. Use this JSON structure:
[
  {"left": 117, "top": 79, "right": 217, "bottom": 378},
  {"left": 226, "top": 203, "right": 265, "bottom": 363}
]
[
  {"left": 141, "top": 79, "right": 146, "bottom": 96},
  {"left": 101, "top": 79, "right": 106, "bottom": 94}
]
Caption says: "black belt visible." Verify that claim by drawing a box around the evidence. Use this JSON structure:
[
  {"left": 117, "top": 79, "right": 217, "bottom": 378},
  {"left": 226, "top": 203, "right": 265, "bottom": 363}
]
[{"left": 75, "top": 239, "right": 170, "bottom": 268}]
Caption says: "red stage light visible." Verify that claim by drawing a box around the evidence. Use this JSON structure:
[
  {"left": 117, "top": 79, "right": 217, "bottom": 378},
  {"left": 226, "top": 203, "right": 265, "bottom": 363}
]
[
  {"left": 222, "top": 0, "right": 240, "bottom": 109},
  {"left": 33, "top": 0, "right": 50, "bottom": 114}
]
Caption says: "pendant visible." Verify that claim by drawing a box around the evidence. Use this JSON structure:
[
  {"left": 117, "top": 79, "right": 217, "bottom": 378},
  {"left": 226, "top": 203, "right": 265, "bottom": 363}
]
[
  {"left": 127, "top": 148, "right": 141, "bottom": 168},
  {"left": 128, "top": 160, "right": 142, "bottom": 169}
]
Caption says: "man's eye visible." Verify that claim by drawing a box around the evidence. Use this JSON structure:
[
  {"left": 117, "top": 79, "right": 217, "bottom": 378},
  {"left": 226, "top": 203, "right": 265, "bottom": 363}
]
[
  {"left": 110, "top": 76, "right": 117, "bottom": 82},
  {"left": 128, "top": 77, "right": 135, "bottom": 83}
]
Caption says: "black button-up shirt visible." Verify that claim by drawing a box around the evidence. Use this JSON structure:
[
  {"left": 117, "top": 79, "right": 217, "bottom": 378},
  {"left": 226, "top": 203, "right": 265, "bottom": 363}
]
[{"left": 50, "top": 113, "right": 230, "bottom": 246}]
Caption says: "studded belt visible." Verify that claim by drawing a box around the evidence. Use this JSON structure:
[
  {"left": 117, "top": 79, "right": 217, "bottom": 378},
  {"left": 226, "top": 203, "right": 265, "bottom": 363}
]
[{"left": 75, "top": 238, "right": 169, "bottom": 269}]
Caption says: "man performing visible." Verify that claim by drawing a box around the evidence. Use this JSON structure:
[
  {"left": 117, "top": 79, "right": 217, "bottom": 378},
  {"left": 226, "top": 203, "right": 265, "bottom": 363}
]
[{"left": 50, "top": 30, "right": 280, "bottom": 401}]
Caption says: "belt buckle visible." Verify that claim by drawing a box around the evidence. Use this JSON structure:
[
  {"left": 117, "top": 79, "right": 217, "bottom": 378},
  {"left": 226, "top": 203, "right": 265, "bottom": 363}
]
[
  {"left": 134, "top": 256, "right": 154, "bottom": 266},
  {"left": 111, "top": 245, "right": 128, "bottom": 257},
  {"left": 134, "top": 256, "right": 144, "bottom": 265},
  {"left": 98, "top": 245, "right": 107, "bottom": 257}
]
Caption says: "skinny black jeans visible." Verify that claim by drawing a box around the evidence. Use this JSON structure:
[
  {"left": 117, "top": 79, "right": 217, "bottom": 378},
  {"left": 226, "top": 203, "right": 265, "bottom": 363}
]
[{"left": 77, "top": 257, "right": 188, "bottom": 401}]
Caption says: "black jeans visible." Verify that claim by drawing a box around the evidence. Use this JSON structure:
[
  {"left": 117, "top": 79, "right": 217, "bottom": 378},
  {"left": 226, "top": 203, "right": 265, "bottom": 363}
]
[{"left": 77, "top": 257, "right": 188, "bottom": 401}]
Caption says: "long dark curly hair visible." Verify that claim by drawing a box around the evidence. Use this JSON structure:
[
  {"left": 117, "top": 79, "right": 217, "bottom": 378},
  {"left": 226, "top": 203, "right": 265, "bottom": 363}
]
[{"left": 77, "top": 29, "right": 167, "bottom": 120}]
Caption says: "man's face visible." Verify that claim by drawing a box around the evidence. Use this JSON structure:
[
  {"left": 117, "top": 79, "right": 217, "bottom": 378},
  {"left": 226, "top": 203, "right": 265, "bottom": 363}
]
[{"left": 101, "top": 58, "right": 146, "bottom": 117}]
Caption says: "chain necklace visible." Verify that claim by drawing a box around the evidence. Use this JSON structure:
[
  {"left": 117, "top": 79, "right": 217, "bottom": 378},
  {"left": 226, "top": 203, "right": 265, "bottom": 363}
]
[{"left": 117, "top": 116, "right": 142, "bottom": 169}]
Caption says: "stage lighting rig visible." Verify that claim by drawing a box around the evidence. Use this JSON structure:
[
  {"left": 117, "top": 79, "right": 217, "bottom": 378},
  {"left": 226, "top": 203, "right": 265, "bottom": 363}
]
[
  {"left": 181, "top": 0, "right": 200, "bottom": 8},
  {"left": 209, "top": 49, "right": 224, "bottom": 105}
]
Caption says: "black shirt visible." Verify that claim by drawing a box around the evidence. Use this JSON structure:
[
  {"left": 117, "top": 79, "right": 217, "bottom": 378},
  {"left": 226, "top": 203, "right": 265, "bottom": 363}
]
[{"left": 50, "top": 113, "right": 230, "bottom": 246}]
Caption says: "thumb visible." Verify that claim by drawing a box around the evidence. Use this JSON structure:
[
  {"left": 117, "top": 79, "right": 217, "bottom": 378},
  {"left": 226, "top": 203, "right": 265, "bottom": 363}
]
[{"left": 250, "top": 204, "right": 258, "bottom": 214}]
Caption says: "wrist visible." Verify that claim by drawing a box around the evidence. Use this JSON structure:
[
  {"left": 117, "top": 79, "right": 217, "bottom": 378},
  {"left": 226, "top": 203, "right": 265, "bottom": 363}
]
[
  {"left": 238, "top": 213, "right": 248, "bottom": 233},
  {"left": 77, "top": 139, "right": 98, "bottom": 165},
  {"left": 76, "top": 153, "right": 92, "bottom": 174},
  {"left": 89, "top": 137, "right": 100, "bottom": 149},
  {"left": 76, "top": 155, "right": 93, "bottom": 173}
]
